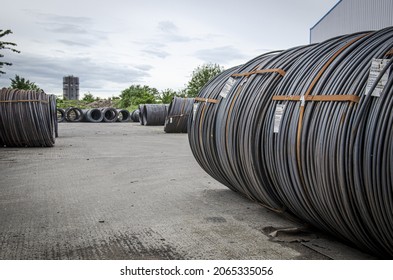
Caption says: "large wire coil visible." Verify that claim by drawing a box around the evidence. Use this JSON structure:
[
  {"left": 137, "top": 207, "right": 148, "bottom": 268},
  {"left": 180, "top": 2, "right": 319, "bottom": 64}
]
[
  {"left": 0, "top": 88, "right": 57, "bottom": 147},
  {"left": 164, "top": 97, "right": 194, "bottom": 133},
  {"left": 188, "top": 27, "right": 393, "bottom": 257}
]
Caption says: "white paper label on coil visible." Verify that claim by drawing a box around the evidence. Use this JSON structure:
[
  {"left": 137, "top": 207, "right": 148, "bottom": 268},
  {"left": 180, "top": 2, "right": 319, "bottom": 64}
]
[
  {"left": 365, "top": 58, "right": 390, "bottom": 97},
  {"left": 219, "top": 77, "right": 236, "bottom": 98},
  {"left": 274, "top": 104, "right": 285, "bottom": 133},
  {"left": 192, "top": 103, "right": 199, "bottom": 121},
  {"left": 170, "top": 117, "right": 173, "bottom": 124}
]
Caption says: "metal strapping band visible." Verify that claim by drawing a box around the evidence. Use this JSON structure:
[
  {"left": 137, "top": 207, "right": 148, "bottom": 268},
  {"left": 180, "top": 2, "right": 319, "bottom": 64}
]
[{"left": 194, "top": 97, "right": 219, "bottom": 104}]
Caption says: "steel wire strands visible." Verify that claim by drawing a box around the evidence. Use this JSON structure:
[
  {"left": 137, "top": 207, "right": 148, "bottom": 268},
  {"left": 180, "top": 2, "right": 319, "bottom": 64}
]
[
  {"left": 141, "top": 104, "right": 168, "bottom": 126},
  {"left": 62, "top": 107, "right": 129, "bottom": 122},
  {"left": 188, "top": 27, "right": 393, "bottom": 257},
  {"left": 138, "top": 104, "right": 145, "bottom": 125},
  {"left": 82, "top": 108, "right": 104, "bottom": 123},
  {"left": 116, "top": 109, "right": 130, "bottom": 122},
  {"left": 164, "top": 97, "right": 194, "bottom": 133},
  {"left": 57, "top": 108, "right": 65, "bottom": 123},
  {"left": 65, "top": 107, "right": 83, "bottom": 122},
  {"left": 0, "top": 88, "right": 57, "bottom": 147},
  {"left": 130, "top": 109, "right": 140, "bottom": 122},
  {"left": 101, "top": 107, "right": 118, "bottom": 122}
]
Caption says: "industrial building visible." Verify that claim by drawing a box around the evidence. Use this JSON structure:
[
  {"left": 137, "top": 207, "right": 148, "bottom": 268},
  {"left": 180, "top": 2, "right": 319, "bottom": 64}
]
[
  {"left": 310, "top": 0, "right": 393, "bottom": 43},
  {"left": 63, "top": 75, "right": 79, "bottom": 100}
]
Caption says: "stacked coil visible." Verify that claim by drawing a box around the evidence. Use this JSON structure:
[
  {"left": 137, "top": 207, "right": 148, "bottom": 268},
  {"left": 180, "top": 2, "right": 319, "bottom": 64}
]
[
  {"left": 116, "top": 109, "right": 130, "bottom": 122},
  {"left": 57, "top": 108, "right": 65, "bottom": 123},
  {"left": 138, "top": 104, "right": 145, "bottom": 125},
  {"left": 130, "top": 109, "right": 140, "bottom": 122},
  {"left": 60, "top": 107, "right": 130, "bottom": 123},
  {"left": 82, "top": 108, "right": 104, "bottom": 123},
  {"left": 164, "top": 97, "right": 194, "bottom": 133},
  {"left": 0, "top": 88, "right": 56, "bottom": 147},
  {"left": 141, "top": 104, "right": 168, "bottom": 126},
  {"left": 65, "top": 107, "right": 84, "bottom": 122},
  {"left": 188, "top": 27, "right": 393, "bottom": 257},
  {"left": 101, "top": 107, "right": 118, "bottom": 122}
]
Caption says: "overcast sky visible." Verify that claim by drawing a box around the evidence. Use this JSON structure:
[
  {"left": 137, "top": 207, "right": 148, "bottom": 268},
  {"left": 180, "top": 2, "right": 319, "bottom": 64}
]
[{"left": 1, "top": 0, "right": 338, "bottom": 98}]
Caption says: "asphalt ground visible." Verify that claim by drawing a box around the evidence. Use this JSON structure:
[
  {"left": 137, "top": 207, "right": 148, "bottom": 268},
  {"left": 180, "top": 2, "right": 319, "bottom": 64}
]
[{"left": 0, "top": 123, "right": 374, "bottom": 260}]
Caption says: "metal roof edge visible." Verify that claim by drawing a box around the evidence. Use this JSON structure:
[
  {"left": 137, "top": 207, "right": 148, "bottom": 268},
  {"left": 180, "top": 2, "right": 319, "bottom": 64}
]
[{"left": 310, "top": 0, "right": 343, "bottom": 31}]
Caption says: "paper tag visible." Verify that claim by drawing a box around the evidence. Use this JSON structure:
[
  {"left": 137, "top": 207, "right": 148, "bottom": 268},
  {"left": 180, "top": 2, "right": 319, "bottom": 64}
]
[
  {"left": 300, "top": 95, "right": 305, "bottom": 106},
  {"left": 219, "top": 77, "right": 236, "bottom": 98},
  {"left": 365, "top": 58, "right": 391, "bottom": 97},
  {"left": 274, "top": 104, "right": 285, "bottom": 133},
  {"left": 170, "top": 117, "right": 173, "bottom": 123},
  {"left": 192, "top": 103, "right": 199, "bottom": 121}
]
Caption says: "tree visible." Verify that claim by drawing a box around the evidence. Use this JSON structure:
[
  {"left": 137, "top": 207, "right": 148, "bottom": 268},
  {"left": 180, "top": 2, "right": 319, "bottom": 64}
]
[
  {"left": 82, "top": 92, "right": 95, "bottom": 103},
  {"left": 176, "top": 88, "right": 188, "bottom": 98},
  {"left": 159, "top": 89, "right": 176, "bottom": 104},
  {"left": 10, "top": 75, "right": 41, "bottom": 91},
  {"left": 186, "top": 63, "right": 223, "bottom": 97},
  {"left": 0, "top": 29, "right": 20, "bottom": 75},
  {"left": 118, "top": 85, "right": 159, "bottom": 108}
]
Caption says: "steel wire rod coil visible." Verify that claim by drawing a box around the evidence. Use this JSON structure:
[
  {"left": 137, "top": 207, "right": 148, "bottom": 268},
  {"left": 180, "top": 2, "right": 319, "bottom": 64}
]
[
  {"left": 142, "top": 104, "right": 168, "bottom": 126},
  {"left": 130, "top": 109, "right": 140, "bottom": 122},
  {"left": 116, "top": 109, "right": 130, "bottom": 122},
  {"left": 188, "top": 27, "right": 393, "bottom": 257},
  {"left": 56, "top": 108, "right": 65, "bottom": 123},
  {"left": 50, "top": 95, "right": 58, "bottom": 138},
  {"left": 82, "top": 108, "right": 104, "bottom": 123},
  {"left": 164, "top": 97, "right": 194, "bottom": 133},
  {"left": 100, "top": 107, "right": 118, "bottom": 122},
  {"left": 65, "top": 107, "right": 83, "bottom": 122},
  {"left": 138, "top": 104, "right": 145, "bottom": 125},
  {"left": 0, "top": 88, "right": 56, "bottom": 147}
]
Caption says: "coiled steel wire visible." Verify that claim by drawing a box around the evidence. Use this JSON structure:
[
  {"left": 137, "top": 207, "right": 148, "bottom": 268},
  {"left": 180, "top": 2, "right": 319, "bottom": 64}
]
[
  {"left": 0, "top": 88, "right": 56, "bottom": 147},
  {"left": 65, "top": 107, "right": 83, "bottom": 122},
  {"left": 164, "top": 97, "right": 194, "bottom": 133},
  {"left": 188, "top": 27, "right": 393, "bottom": 257},
  {"left": 82, "top": 108, "right": 104, "bottom": 123},
  {"left": 50, "top": 95, "right": 58, "bottom": 138},
  {"left": 138, "top": 104, "right": 145, "bottom": 125},
  {"left": 100, "top": 107, "right": 118, "bottom": 122},
  {"left": 57, "top": 108, "right": 65, "bottom": 123},
  {"left": 116, "top": 109, "right": 130, "bottom": 122},
  {"left": 130, "top": 109, "right": 140, "bottom": 122},
  {"left": 141, "top": 104, "right": 168, "bottom": 126}
]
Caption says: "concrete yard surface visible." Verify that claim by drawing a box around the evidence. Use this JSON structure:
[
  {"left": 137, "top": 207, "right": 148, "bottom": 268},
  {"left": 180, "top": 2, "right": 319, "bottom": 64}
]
[{"left": 0, "top": 123, "right": 373, "bottom": 260}]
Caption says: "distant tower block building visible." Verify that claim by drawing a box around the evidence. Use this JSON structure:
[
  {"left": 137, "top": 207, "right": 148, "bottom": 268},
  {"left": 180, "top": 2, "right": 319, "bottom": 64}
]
[{"left": 63, "top": 76, "right": 79, "bottom": 100}]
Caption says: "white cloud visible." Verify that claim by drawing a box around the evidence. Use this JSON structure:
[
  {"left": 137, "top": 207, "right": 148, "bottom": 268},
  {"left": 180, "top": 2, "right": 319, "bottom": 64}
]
[{"left": 194, "top": 46, "right": 246, "bottom": 64}]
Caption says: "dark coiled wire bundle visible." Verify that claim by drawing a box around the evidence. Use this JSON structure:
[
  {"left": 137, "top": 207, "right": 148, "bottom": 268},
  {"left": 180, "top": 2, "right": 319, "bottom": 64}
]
[
  {"left": 0, "top": 88, "right": 57, "bottom": 147},
  {"left": 164, "top": 97, "right": 194, "bottom": 133},
  {"left": 141, "top": 104, "right": 168, "bottom": 126},
  {"left": 130, "top": 109, "right": 140, "bottom": 122},
  {"left": 82, "top": 108, "right": 104, "bottom": 123},
  {"left": 188, "top": 27, "right": 393, "bottom": 257},
  {"left": 65, "top": 107, "right": 83, "bottom": 122},
  {"left": 138, "top": 104, "right": 145, "bottom": 125},
  {"left": 57, "top": 108, "right": 65, "bottom": 122},
  {"left": 100, "top": 107, "right": 118, "bottom": 122},
  {"left": 116, "top": 109, "right": 130, "bottom": 122}
]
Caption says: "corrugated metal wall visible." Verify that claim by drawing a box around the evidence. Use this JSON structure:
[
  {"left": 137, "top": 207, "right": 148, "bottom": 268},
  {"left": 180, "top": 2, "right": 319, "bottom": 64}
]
[{"left": 310, "top": 0, "right": 393, "bottom": 43}]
